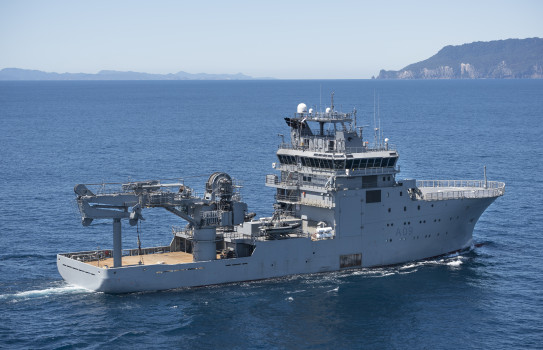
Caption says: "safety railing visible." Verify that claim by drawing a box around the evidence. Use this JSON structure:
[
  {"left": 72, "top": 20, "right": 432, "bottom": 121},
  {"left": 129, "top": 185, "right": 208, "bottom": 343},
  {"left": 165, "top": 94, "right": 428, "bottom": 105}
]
[
  {"left": 265, "top": 174, "right": 299, "bottom": 187},
  {"left": 278, "top": 143, "right": 396, "bottom": 153},
  {"left": 417, "top": 180, "right": 505, "bottom": 201},
  {"left": 275, "top": 194, "right": 300, "bottom": 203},
  {"left": 274, "top": 164, "right": 398, "bottom": 177},
  {"left": 63, "top": 245, "right": 171, "bottom": 262}
]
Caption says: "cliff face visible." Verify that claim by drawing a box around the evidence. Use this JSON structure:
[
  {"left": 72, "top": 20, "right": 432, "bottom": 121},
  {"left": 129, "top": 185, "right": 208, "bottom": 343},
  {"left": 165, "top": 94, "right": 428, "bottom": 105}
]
[{"left": 377, "top": 38, "right": 543, "bottom": 79}]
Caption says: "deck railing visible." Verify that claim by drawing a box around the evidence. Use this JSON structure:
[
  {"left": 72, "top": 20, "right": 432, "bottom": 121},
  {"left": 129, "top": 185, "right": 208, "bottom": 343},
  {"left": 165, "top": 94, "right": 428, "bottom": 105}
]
[
  {"left": 278, "top": 143, "right": 396, "bottom": 153},
  {"left": 417, "top": 180, "right": 505, "bottom": 201},
  {"left": 275, "top": 194, "right": 300, "bottom": 203},
  {"left": 62, "top": 245, "right": 171, "bottom": 262}
]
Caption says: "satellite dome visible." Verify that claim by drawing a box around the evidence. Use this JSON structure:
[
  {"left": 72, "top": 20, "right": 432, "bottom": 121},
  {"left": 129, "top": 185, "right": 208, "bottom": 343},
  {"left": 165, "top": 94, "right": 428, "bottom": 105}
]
[
  {"left": 308, "top": 108, "right": 313, "bottom": 115},
  {"left": 325, "top": 107, "right": 331, "bottom": 113},
  {"left": 297, "top": 103, "right": 307, "bottom": 114}
]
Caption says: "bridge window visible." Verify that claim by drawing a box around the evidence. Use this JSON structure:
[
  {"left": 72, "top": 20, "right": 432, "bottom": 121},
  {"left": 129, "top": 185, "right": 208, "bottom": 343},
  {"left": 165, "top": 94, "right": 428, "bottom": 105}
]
[
  {"left": 334, "top": 159, "right": 345, "bottom": 169},
  {"left": 299, "top": 156, "right": 396, "bottom": 170},
  {"left": 278, "top": 155, "right": 296, "bottom": 165},
  {"left": 388, "top": 157, "right": 398, "bottom": 167}
]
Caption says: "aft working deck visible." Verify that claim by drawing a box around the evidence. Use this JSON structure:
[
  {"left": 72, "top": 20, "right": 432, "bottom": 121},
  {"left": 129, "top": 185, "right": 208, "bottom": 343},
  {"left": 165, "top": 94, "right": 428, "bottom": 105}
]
[
  {"left": 84, "top": 251, "right": 196, "bottom": 268},
  {"left": 60, "top": 246, "right": 203, "bottom": 268}
]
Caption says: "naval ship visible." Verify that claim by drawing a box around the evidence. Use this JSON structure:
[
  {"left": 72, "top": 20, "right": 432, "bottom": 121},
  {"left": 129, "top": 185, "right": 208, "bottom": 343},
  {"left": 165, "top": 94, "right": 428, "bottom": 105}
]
[{"left": 58, "top": 96, "right": 505, "bottom": 293}]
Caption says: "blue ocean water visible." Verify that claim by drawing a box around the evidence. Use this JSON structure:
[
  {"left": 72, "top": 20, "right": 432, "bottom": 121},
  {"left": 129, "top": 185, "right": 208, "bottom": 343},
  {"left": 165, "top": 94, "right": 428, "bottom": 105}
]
[{"left": 0, "top": 80, "right": 542, "bottom": 349}]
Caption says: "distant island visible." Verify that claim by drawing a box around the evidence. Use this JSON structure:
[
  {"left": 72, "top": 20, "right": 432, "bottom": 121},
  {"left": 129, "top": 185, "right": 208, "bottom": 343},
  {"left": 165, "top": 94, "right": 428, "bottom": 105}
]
[
  {"left": 0, "top": 68, "right": 273, "bottom": 81},
  {"left": 377, "top": 38, "right": 543, "bottom": 79}
]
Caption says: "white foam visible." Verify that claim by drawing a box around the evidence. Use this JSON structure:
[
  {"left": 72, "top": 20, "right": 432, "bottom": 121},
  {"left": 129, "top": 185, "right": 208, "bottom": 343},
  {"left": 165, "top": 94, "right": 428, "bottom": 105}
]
[
  {"left": 398, "top": 268, "right": 419, "bottom": 275},
  {"left": 400, "top": 263, "right": 417, "bottom": 270},
  {"left": 285, "top": 289, "right": 306, "bottom": 294},
  {"left": 0, "top": 284, "right": 89, "bottom": 301},
  {"left": 337, "top": 254, "right": 468, "bottom": 279},
  {"left": 447, "top": 259, "right": 463, "bottom": 267}
]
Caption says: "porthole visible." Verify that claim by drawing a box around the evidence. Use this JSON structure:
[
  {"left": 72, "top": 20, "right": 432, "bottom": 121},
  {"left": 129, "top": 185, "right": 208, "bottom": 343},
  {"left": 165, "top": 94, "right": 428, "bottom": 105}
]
[
  {"left": 417, "top": 205, "right": 420, "bottom": 210},
  {"left": 388, "top": 208, "right": 391, "bottom": 213},
  {"left": 400, "top": 191, "right": 403, "bottom": 196},
  {"left": 404, "top": 206, "right": 406, "bottom": 211}
]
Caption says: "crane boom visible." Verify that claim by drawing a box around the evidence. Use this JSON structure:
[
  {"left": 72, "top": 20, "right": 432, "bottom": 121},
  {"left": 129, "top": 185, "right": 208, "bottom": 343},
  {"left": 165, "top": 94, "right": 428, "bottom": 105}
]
[{"left": 74, "top": 173, "right": 248, "bottom": 266}]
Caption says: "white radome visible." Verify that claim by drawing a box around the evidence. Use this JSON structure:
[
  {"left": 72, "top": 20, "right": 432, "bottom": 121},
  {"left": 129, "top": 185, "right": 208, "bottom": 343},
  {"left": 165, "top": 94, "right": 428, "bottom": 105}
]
[{"left": 297, "top": 103, "right": 307, "bottom": 114}]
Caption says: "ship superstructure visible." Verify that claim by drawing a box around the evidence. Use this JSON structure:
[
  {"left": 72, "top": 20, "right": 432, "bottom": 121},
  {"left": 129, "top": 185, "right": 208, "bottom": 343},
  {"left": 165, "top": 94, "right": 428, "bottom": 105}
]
[{"left": 58, "top": 96, "right": 505, "bottom": 293}]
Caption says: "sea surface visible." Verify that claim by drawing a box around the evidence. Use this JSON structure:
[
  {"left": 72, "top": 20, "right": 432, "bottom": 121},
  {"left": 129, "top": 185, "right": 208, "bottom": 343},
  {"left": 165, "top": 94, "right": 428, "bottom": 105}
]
[{"left": 0, "top": 80, "right": 542, "bottom": 349}]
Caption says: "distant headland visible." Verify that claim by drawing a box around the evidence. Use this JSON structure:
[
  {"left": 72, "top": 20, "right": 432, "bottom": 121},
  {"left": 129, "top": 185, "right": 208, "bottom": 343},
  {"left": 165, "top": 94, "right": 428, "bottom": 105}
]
[
  {"left": 0, "top": 68, "right": 274, "bottom": 81},
  {"left": 377, "top": 38, "right": 543, "bottom": 79}
]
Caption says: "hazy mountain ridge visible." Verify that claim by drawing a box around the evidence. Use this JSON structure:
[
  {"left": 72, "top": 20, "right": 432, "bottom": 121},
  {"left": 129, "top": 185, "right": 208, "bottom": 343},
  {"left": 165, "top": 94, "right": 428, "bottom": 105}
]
[
  {"left": 377, "top": 38, "right": 543, "bottom": 79},
  {"left": 0, "top": 68, "right": 272, "bottom": 80}
]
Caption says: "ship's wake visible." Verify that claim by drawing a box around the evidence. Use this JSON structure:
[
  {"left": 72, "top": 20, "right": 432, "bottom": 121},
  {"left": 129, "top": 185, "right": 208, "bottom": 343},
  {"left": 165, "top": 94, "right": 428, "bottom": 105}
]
[
  {"left": 0, "top": 283, "right": 89, "bottom": 302},
  {"left": 348, "top": 249, "right": 472, "bottom": 279}
]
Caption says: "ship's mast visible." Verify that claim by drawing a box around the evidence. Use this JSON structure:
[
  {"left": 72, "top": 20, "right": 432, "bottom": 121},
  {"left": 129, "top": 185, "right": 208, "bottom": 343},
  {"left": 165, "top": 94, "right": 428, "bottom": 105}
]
[{"left": 373, "top": 91, "right": 378, "bottom": 147}]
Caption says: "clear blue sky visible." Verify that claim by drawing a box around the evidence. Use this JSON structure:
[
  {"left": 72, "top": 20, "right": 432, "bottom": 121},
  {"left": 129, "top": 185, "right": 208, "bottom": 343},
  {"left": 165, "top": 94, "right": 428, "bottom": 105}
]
[{"left": 1, "top": 0, "right": 542, "bottom": 79}]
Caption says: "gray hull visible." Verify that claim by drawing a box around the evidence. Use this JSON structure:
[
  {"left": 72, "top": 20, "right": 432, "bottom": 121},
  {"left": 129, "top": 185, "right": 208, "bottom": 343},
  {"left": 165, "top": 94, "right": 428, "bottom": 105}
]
[{"left": 58, "top": 195, "right": 495, "bottom": 294}]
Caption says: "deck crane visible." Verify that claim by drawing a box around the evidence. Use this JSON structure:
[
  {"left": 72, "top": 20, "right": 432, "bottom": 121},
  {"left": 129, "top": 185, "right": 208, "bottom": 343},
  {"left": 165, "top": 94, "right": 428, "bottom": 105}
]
[{"left": 74, "top": 172, "right": 248, "bottom": 267}]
